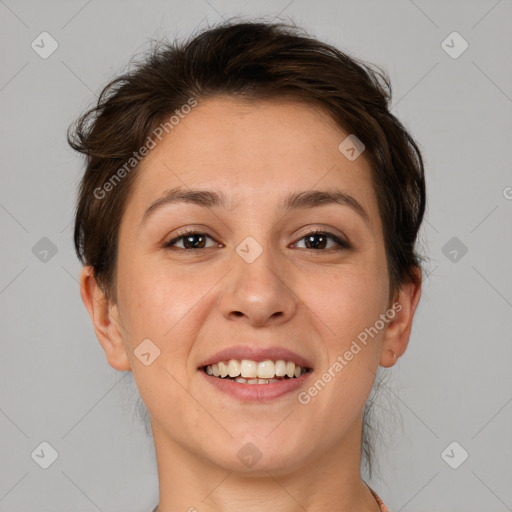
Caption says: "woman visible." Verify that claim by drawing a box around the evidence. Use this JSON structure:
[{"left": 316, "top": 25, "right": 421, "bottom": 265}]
[{"left": 68, "top": 19, "right": 425, "bottom": 512}]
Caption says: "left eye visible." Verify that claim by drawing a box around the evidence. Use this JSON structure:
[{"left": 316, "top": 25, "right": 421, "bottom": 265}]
[{"left": 293, "top": 230, "right": 350, "bottom": 250}]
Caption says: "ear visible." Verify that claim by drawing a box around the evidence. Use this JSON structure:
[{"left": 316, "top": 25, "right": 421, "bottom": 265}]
[
  {"left": 380, "top": 268, "right": 422, "bottom": 368},
  {"left": 79, "top": 266, "right": 131, "bottom": 372}
]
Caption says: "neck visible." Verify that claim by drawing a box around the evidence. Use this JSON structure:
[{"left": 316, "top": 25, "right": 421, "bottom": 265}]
[{"left": 151, "top": 415, "right": 381, "bottom": 512}]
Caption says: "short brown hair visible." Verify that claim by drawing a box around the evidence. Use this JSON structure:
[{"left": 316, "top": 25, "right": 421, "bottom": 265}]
[{"left": 68, "top": 18, "right": 427, "bottom": 476}]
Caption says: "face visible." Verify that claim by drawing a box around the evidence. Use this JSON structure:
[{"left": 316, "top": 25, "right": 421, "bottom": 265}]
[{"left": 94, "top": 97, "right": 399, "bottom": 474}]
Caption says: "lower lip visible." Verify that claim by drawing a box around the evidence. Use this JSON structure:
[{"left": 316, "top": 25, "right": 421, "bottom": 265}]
[{"left": 199, "top": 370, "right": 312, "bottom": 401}]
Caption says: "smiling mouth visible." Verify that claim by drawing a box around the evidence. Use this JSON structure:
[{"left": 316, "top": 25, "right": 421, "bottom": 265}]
[{"left": 202, "top": 358, "right": 312, "bottom": 384}]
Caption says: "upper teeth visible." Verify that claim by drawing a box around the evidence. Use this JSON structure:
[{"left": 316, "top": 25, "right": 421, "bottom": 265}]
[{"left": 205, "top": 359, "right": 307, "bottom": 379}]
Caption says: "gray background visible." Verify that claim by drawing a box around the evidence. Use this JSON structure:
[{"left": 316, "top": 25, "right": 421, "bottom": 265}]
[{"left": 1, "top": 0, "right": 511, "bottom": 511}]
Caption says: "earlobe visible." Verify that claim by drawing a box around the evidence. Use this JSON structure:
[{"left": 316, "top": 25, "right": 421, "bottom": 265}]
[
  {"left": 380, "top": 269, "right": 422, "bottom": 368},
  {"left": 79, "top": 266, "right": 131, "bottom": 372}
]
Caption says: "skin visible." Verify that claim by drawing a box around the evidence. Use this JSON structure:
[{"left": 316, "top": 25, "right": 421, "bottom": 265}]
[{"left": 80, "top": 96, "right": 421, "bottom": 512}]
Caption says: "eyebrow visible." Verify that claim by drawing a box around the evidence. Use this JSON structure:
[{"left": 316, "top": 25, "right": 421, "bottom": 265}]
[{"left": 141, "top": 186, "right": 371, "bottom": 228}]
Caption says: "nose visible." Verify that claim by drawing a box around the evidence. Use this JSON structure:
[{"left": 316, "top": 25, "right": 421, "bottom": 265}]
[{"left": 218, "top": 244, "right": 298, "bottom": 327}]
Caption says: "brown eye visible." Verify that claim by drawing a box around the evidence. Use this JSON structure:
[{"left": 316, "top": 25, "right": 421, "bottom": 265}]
[
  {"left": 164, "top": 232, "right": 218, "bottom": 250},
  {"left": 294, "top": 230, "right": 351, "bottom": 250}
]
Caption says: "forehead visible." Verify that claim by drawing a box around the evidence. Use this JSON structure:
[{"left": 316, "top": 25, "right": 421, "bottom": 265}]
[{"left": 124, "top": 96, "right": 380, "bottom": 229}]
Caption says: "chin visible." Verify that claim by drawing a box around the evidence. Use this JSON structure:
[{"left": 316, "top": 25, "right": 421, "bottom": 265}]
[{"left": 202, "top": 429, "right": 308, "bottom": 474}]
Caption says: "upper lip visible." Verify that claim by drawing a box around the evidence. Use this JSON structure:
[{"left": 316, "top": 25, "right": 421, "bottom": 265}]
[{"left": 198, "top": 345, "right": 313, "bottom": 369}]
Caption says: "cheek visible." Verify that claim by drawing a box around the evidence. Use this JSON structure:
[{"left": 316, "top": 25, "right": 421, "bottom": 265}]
[
  {"left": 303, "top": 272, "right": 383, "bottom": 430},
  {"left": 117, "top": 254, "right": 193, "bottom": 334},
  {"left": 117, "top": 262, "right": 207, "bottom": 417},
  {"left": 117, "top": 256, "right": 218, "bottom": 372},
  {"left": 314, "top": 261, "right": 387, "bottom": 336},
  {"left": 306, "top": 259, "right": 386, "bottom": 401}
]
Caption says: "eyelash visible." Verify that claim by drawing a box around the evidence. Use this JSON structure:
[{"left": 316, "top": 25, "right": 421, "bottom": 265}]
[{"left": 163, "top": 229, "right": 351, "bottom": 252}]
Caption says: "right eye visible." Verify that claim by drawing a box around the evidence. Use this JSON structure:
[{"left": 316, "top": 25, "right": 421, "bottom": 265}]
[{"left": 163, "top": 231, "right": 220, "bottom": 250}]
